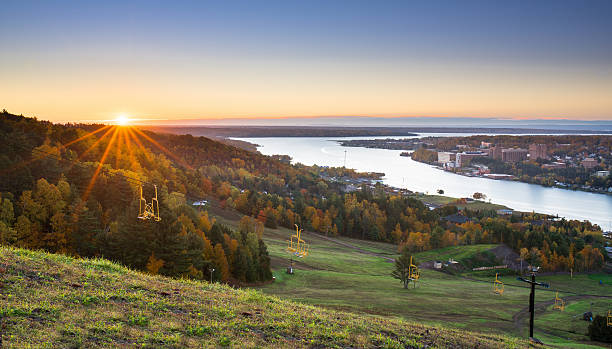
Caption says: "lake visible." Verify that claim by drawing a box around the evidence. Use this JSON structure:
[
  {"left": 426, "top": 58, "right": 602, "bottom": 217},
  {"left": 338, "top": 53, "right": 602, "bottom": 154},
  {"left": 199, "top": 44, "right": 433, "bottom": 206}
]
[{"left": 237, "top": 136, "right": 612, "bottom": 230}]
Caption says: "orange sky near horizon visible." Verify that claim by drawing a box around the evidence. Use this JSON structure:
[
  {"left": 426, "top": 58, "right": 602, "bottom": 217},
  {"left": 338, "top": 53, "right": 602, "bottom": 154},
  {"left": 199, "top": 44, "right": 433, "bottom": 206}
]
[
  {"left": 2, "top": 1, "right": 612, "bottom": 123},
  {"left": 3, "top": 62, "right": 611, "bottom": 124},
  {"left": 3, "top": 56, "right": 611, "bottom": 123}
]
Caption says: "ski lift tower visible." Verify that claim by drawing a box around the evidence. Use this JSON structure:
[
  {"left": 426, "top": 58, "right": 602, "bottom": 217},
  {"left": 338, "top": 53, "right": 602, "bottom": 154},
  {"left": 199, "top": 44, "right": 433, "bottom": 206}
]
[{"left": 517, "top": 266, "right": 549, "bottom": 343}]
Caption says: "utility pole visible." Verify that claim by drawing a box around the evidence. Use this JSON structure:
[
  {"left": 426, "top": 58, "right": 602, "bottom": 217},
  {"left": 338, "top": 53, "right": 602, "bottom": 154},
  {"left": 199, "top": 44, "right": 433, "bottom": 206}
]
[
  {"left": 287, "top": 257, "right": 294, "bottom": 274},
  {"left": 517, "top": 266, "right": 549, "bottom": 343},
  {"left": 210, "top": 268, "right": 215, "bottom": 284},
  {"left": 343, "top": 150, "right": 347, "bottom": 168}
]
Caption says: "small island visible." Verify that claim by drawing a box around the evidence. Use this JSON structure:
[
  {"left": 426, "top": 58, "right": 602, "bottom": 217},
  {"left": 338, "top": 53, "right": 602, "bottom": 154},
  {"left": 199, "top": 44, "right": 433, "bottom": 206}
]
[{"left": 336, "top": 137, "right": 420, "bottom": 149}]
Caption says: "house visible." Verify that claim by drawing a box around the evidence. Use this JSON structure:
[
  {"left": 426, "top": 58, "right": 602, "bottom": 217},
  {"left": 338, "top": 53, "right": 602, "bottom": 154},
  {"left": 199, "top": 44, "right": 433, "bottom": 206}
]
[
  {"left": 594, "top": 170, "right": 610, "bottom": 177},
  {"left": 531, "top": 220, "right": 547, "bottom": 226},
  {"left": 433, "top": 261, "right": 443, "bottom": 269},
  {"left": 444, "top": 258, "right": 459, "bottom": 267},
  {"left": 192, "top": 200, "right": 208, "bottom": 207},
  {"left": 581, "top": 158, "right": 599, "bottom": 169},
  {"left": 343, "top": 184, "right": 358, "bottom": 193},
  {"left": 442, "top": 214, "right": 470, "bottom": 224},
  {"left": 424, "top": 203, "right": 441, "bottom": 210},
  {"left": 496, "top": 209, "right": 513, "bottom": 215}
]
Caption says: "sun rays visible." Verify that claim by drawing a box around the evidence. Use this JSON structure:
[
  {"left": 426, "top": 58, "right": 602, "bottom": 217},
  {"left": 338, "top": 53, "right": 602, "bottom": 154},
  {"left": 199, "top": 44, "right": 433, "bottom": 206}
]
[
  {"left": 55, "top": 123, "right": 188, "bottom": 202},
  {"left": 0, "top": 119, "right": 188, "bottom": 204},
  {"left": 2, "top": 121, "right": 189, "bottom": 197},
  {"left": 81, "top": 126, "right": 120, "bottom": 201}
]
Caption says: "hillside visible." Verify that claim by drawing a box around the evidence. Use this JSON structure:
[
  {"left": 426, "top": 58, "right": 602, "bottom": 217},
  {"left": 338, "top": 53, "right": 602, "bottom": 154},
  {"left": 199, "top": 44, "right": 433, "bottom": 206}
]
[
  {"left": 202, "top": 210, "right": 612, "bottom": 348},
  {"left": 1, "top": 111, "right": 609, "bottom": 347},
  {"left": 0, "top": 247, "right": 527, "bottom": 348},
  {"left": 1, "top": 111, "right": 608, "bottom": 285}
]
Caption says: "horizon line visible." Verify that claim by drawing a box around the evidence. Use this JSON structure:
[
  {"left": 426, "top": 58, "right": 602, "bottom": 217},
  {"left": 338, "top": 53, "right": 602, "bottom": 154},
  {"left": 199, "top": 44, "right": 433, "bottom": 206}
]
[{"left": 58, "top": 114, "right": 612, "bottom": 125}]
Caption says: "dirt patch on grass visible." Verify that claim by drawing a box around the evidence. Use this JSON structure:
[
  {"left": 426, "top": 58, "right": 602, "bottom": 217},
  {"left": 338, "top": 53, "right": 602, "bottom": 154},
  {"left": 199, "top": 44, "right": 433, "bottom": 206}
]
[
  {"left": 269, "top": 256, "right": 320, "bottom": 271},
  {"left": 305, "top": 232, "right": 395, "bottom": 263},
  {"left": 488, "top": 245, "right": 521, "bottom": 270},
  {"left": 206, "top": 199, "right": 243, "bottom": 221}
]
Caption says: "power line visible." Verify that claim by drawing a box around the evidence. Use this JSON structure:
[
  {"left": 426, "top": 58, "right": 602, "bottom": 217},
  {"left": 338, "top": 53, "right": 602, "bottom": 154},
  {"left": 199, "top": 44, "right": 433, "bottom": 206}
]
[{"left": 5, "top": 140, "right": 611, "bottom": 299}]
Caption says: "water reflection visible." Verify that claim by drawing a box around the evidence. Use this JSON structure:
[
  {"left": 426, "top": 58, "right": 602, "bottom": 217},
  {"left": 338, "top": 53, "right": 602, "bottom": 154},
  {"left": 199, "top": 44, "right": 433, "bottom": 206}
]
[{"left": 237, "top": 136, "right": 612, "bottom": 230}]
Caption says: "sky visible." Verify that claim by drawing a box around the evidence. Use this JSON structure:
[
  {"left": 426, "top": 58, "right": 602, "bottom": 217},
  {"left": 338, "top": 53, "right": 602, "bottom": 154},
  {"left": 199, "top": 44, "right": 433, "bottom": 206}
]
[{"left": 1, "top": 0, "right": 612, "bottom": 124}]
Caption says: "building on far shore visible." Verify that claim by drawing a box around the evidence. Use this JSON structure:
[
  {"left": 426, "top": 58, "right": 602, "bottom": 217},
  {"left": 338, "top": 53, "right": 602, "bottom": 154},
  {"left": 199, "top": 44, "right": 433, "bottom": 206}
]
[
  {"left": 581, "top": 158, "right": 599, "bottom": 169},
  {"left": 489, "top": 145, "right": 502, "bottom": 160},
  {"left": 529, "top": 144, "right": 549, "bottom": 160},
  {"left": 501, "top": 148, "right": 528, "bottom": 163},
  {"left": 542, "top": 162, "right": 567, "bottom": 170},
  {"left": 456, "top": 151, "right": 487, "bottom": 167},
  {"left": 484, "top": 173, "right": 514, "bottom": 180},
  {"left": 437, "top": 152, "right": 456, "bottom": 164},
  {"left": 595, "top": 170, "right": 610, "bottom": 177}
]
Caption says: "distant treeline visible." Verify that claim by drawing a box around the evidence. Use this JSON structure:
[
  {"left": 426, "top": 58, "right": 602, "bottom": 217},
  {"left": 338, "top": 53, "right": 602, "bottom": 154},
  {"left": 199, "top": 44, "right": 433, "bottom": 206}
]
[
  {"left": 144, "top": 126, "right": 611, "bottom": 139},
  {"left": 143, "top": 126, "right": 418, "bottom": 138}
]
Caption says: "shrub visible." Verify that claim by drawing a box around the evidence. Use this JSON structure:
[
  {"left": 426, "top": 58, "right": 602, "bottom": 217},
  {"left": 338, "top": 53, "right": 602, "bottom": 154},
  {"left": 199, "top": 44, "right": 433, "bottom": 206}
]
[{"left": 588, "top": 315, "right": 612, "bottom": 343}]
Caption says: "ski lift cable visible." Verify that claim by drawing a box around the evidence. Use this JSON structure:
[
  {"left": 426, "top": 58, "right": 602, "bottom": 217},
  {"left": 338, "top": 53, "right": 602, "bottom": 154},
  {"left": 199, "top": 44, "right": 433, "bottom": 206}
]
[{"left": 7, "top": 143, "right": 612, "bottom": 297}]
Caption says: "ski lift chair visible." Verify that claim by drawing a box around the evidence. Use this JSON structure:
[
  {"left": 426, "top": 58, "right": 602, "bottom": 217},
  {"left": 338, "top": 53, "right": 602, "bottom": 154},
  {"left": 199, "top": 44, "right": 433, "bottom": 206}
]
[
  {"left": 493, "top": 273, "right": 504, "bottom": 295},
  {"left": 138, "top": 185, "right": 161, "bottom": 221}
]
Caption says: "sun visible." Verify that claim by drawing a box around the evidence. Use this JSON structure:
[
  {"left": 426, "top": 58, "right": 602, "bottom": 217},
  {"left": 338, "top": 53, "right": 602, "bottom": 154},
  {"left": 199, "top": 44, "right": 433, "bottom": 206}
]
[{"left": 115, "top": 114, "right": 130, "bottom": 126}]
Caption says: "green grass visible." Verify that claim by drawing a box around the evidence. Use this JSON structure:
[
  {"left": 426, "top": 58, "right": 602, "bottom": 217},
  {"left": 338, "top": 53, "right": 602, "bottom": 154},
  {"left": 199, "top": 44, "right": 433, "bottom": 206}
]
[
  {"left": 468, "top": 272, "right": 612, "bottom": 297},
  {"left": 251, "top": 224, "right": 610, "bottom": 348},
  {"left": 190, "top": 210, "right": 611, "bottom": 348},
  {"left": 536, "top": 299, "right": 610, "bottom": 344},
  {"left": 414, "top": 244, "right": 499, "bottom": 263},
  {"left": 0, "top": 246, "right": 528, "bottom": 348}
]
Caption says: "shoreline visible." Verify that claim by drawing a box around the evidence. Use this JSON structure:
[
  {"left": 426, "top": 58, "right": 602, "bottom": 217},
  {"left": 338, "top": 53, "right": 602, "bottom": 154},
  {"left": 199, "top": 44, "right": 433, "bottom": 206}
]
[
  {"left": 217, "top": 136, "right": 612, "bottom": 228},
  {"left": 406, "top": 156, "right": 612, "bottom": 197}
]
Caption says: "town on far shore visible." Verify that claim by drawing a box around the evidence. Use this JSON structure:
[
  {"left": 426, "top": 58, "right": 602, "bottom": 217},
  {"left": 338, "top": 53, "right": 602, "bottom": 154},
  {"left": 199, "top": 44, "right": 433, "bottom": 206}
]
[
  {"left": 409, "top": 136, "right": 612, "bottom": 194},
  {"left": 338, "top": 135, "right": 612, "bottom": 194},
  {"left": 433, "top": 142, "right": 607, "bottom": 179}
]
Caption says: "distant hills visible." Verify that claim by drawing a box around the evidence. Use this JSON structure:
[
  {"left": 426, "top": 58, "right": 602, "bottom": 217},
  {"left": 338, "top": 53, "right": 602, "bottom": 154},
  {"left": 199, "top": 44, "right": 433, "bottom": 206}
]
[
  {"left": 132, "top": 115, "right": 612, "bottom": 133},
  {"left": 143, "top": 125, "right": 611, "bottom": 138}
]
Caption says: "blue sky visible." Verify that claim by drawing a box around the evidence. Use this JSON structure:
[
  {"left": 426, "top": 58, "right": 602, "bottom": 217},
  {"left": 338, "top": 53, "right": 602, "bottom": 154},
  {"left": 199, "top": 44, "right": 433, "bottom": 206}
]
[{"left": 1, "top": 0, "right": 611, "bottom": 122}]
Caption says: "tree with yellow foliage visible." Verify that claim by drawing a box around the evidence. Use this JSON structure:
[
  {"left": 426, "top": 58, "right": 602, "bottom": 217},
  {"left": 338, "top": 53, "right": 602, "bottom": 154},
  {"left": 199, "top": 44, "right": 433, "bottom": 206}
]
[{"left": 146, "top": 253, "right": 165, "bottom": 274}]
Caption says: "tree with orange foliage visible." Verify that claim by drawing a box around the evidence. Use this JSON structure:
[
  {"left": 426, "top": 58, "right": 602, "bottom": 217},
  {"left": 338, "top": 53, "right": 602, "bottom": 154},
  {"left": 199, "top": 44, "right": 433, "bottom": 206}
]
[
  {"left": 441, "top": 230, "right": 457, "bottom": 247},
  {"left": 213, "top": 243, "right": 230, "bottom": 281}
]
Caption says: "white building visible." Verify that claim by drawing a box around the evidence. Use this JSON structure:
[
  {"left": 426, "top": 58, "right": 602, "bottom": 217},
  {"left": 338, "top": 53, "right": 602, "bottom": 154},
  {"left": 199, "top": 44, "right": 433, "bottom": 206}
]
[{"left": 437, "top": 152, "right": 456, "bottom": 164}]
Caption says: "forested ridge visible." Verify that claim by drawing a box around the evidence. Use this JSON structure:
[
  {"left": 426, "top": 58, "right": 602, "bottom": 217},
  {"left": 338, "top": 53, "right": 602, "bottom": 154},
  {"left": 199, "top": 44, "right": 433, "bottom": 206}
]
[
  {"left": 0, "top": 111, "right": 273, "bottom": 284},
  {"left": 0, "top": 111, "right": 608, "bottom": 277}
]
